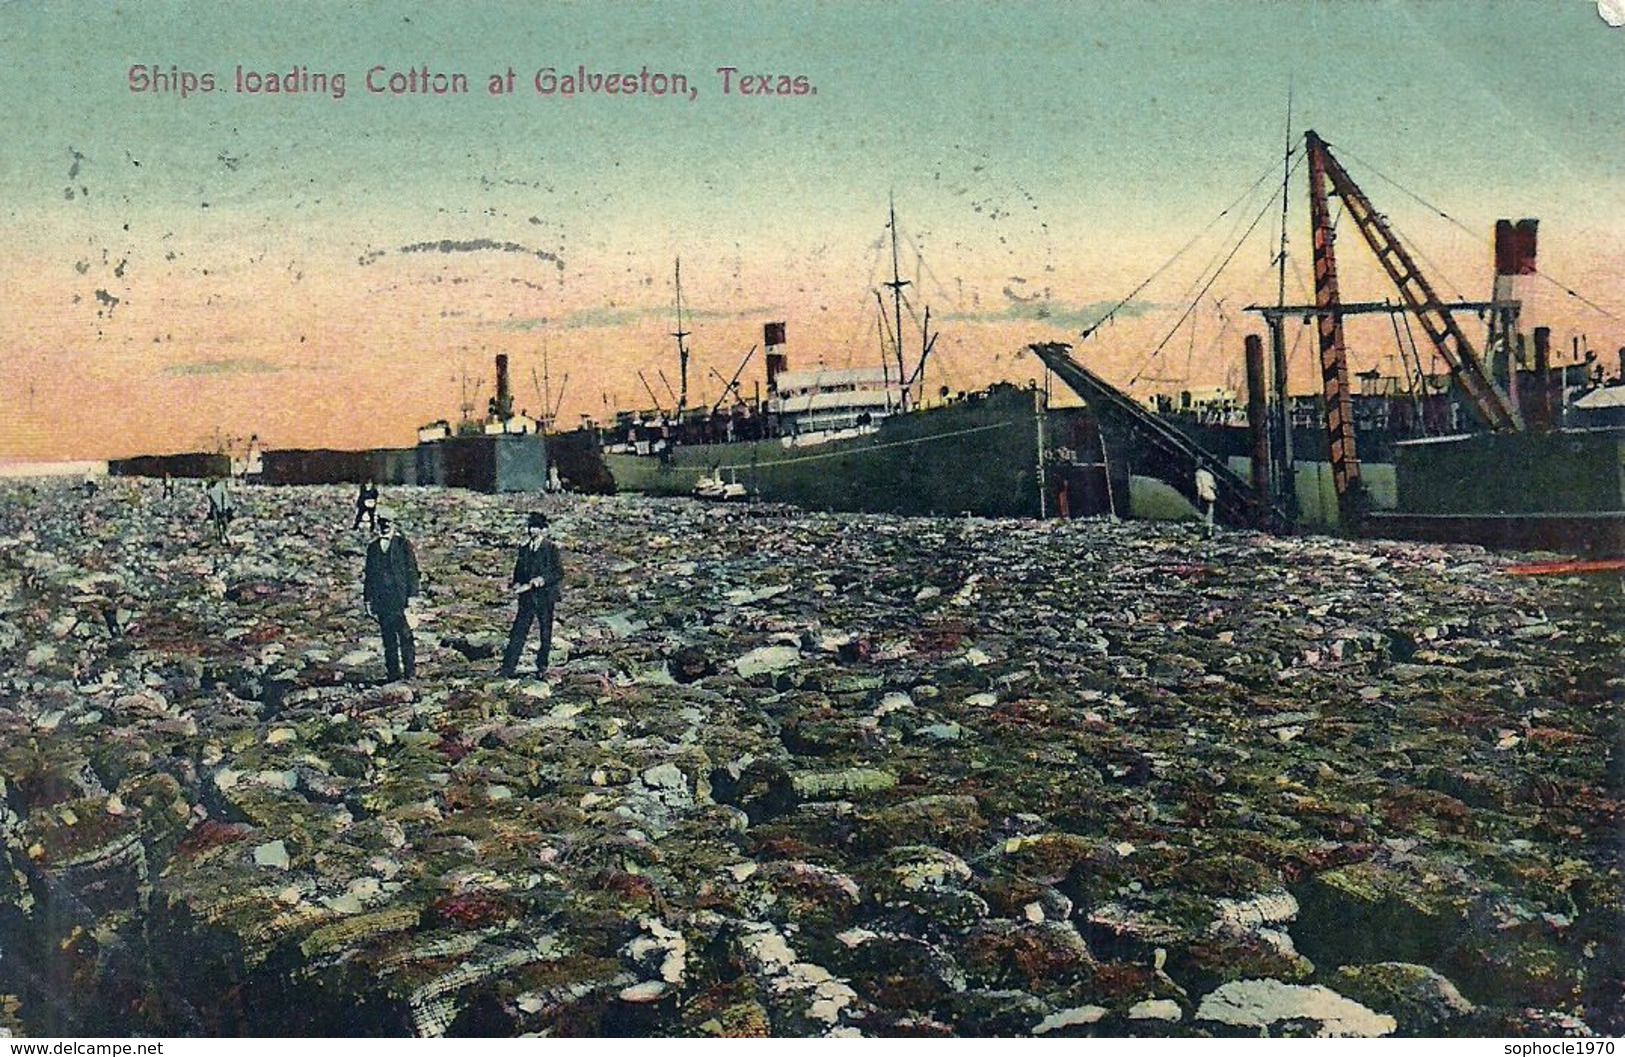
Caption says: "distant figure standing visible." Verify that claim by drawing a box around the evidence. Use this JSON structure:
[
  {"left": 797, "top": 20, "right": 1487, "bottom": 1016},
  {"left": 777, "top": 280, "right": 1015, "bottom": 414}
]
[
  {"left": 1194, "top": 466, "right": 1217, "bottom": 539},
  {"left": 205, "top": 477, "right": 234, "bottom": 543},
  {"left": 161, "top": 473, "right": 176, "bottom": 498},
  {"left": 501, "top": 512, "right": 564, "bottom": 678},
  {"left": 353, "top": 480, "right": 380, "bottom": 531},
  {"left": 362, "top": 506, "right": 420, "bottom": 682}
]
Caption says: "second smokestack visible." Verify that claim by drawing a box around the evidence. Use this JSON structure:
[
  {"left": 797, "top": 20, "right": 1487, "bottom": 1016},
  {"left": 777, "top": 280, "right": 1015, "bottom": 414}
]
[{"left": 495, "top": 354, "right": 513, "bottom": 420}]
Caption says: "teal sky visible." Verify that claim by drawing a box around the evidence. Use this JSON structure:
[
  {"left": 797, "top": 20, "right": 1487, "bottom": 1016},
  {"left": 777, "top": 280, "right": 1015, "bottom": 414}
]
[
  {"left": 2, "top": 0, "right": 1623, "bottom": 456},
  {"left": 5, "top": 1, "right": 1622, "bottom": 237}
]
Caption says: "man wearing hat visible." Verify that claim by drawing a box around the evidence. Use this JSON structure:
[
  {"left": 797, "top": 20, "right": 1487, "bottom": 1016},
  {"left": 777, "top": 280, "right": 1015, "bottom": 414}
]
[
  {"left": 353, "top": 479, "right": 380, "bottom": 532},
  {"left": 501, "top": 511, "right": 564, "bottom": 678},
  {"left": 205, "top": 476, "right": 234, "bottom": 545},
  {"left": 362, "top": 505, "right": 420, "bottom": 682}
]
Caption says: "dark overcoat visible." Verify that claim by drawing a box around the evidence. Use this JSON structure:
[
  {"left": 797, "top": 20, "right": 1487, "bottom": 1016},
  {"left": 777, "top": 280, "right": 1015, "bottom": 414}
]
[
  {"left": 364, "top": 536, "right": 420, "bottom": 614},
  {"left": 512, "top": 540, "right": 563, "bottom": 605}
]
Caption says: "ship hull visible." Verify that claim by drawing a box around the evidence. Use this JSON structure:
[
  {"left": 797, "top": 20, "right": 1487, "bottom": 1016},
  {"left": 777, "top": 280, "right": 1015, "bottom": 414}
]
[
  {"left": 1367, "top": 428, "right": 1625, "bottom": 555},
  {"left": 1158, "top": 417, "right": 1398, "bottom": 528},
  {"left": 1151, "top": 421, "right": 1625, "bottom": 554},
  {"left": 606, "top": 384, "right": 1046, "bottom": 518},
  {"left": 1053, "top": 381, "right": 1624, "bottom": 553},
  {"left": 1362, "top": 511, "right": 1625, "bottom": 556}
]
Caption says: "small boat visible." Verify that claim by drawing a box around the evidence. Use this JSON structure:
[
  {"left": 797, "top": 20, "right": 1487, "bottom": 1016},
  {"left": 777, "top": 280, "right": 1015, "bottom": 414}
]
[{"left": 693, "top": 468, "right": 747, "bottom": 501}]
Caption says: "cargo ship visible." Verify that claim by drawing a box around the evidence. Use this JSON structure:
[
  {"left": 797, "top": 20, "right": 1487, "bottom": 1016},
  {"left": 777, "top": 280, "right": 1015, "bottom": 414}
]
[
  {"left": 603, "top": 374, "right": 1047, "bottom": 518},
  {"left": 109, "top": 353, "right": 556, "bottom": 494},
  {"left": 596, "top": 209, "right": 1050, "bottom": 518},
  {"left": 1143, "top": 345, "right": 1611, "bottom": 531},
  {"left": 1033, "top": 129, "right": 1625, "bottom": 555}
]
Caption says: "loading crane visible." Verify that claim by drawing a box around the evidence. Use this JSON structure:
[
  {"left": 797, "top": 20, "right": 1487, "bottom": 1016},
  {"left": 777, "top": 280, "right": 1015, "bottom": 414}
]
[
  {"left": 1029, "top": 341, "right": 1289, "bottom": 531},
  {"left": 1303, "top": 130, "right": 1523, "bottom": 524}
]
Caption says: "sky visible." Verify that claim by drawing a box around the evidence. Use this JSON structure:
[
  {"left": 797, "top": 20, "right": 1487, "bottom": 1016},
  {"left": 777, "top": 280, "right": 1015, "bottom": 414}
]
[{"left": 2, "top": 0, "right": 1623, "bottom": 459}]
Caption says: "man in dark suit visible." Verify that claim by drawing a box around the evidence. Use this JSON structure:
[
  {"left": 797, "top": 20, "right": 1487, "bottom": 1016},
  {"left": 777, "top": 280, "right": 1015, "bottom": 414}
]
[
  {"left": 501, "top": 511, "right": 564, "bottom": 678},
  {"left": 363, "top": 505, "right": 420, "bottom": 682},
  {"left": 205, "top": 477, "right": 233, "bottom": 544},
  {"left": 353, "top": 479, "right": 380, "bottom": 531}
]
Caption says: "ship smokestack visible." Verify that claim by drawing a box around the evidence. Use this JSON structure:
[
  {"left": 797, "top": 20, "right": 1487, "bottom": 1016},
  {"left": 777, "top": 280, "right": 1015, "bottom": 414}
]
[
  {"left": 1494, "top": 219, "right": 1539, "bottom": 278},
  {"left": 764, "top": 321, "right": 787, "bottom": 394},
  {"left": 1491, "top": 219, "right": 1538, "bottom": 375},
  {"left": 494, "top": 353, "right": 513, "bottom": 420}
]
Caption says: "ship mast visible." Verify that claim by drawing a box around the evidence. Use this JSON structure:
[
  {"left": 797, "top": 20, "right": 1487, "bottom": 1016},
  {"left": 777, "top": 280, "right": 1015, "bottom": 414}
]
[
  {"left": 541, "top": 332, "right": 554, "bottom": 431},
  {"left": 672, "top": 258, "right": 691, "bottom": 416},
  {"left": 875, "top": 292, "right": 894, "bottom": 411},
  {"left": 1276, "top": 80, "right": 1292, "bottom": 311},
  {"left": 916, "top": 306, "right": 933, "bottom": 405},
  {"left": 904, "top": 307, "right": 938, "bottom": 405},
  {"left": 552, "top": 373, "right": 569, "bottom": 425},
  {"left": 1270, "top": 84, "right": 1297, "bottom": 520},
  {"left": 457, "top": 363, "right": 482, "bottom": 433},
  {"left": 884, "top": 195, "right": 911, "bottom": 412}
]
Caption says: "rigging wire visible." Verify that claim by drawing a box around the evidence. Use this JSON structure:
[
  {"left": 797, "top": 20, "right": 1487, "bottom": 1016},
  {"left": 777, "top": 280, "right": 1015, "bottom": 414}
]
[
  {"left": 1203, "top": 251, "right": 1287, "bottom": 377},
  {"left": 847, "top": 233, "right": 892, "bottom": 363},
  {"left": 1120, "top": 160, "right": 1285, "bottom": 387},
  {"left": 886, "top": 225, "right": 947, "bottom": 389},
  {"left": 1374, "top": 206, "right": 1467, "bottom": 303},
  {"left": 1386, "top": 301, "right": 1422, "bottom": 419},
  {"left": 1080, "top": 155, "right": 1290, "bottom": 343},
  {"left": 1275, "top": 77, "right": 1294, "bottom": 310},
  {"left": 900, "top": 227, "right": 963, "bottom": 313},
  {"left": 1323, "top": 170, "right": 1466, "bottom": 305},
  {"left": 1286, "top": 317, "right": 1308, "bottom": 378},
  {"left": 1398, "top": 304, "right": 1426, "bottom": 384},
  {"left": 1336, "top": 143, "right": 1618, "bottom": 321},
  {"left": 1129, "top": 152, "right": 1306, "bottom": 386},
  {"left": 1171, "top": 176, "right": 1276, "bottom": 329},
  {"left": 1282, "top": 254, "right": 1316, "bottom": 382},
  {"left": 887, "top": 218, "right": 973, "bottom": 394},
  {"left": 1183, "top": 297, "right": 1201, "bottom": 384},
  {"left": 1397, "top": 302, "right": 1434, "bottom": 435},
  {"left": 1207, "top": 296, "right": 1235, "bottom": 387},
  {"left": 832, "top": 231, "right": 900, "bottom": 371}
]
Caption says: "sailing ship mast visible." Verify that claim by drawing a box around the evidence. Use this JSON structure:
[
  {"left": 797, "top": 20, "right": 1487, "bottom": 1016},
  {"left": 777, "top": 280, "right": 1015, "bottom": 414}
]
[
  {"left": 1268, "top": 85, "right": 1297, "bottom": 519},
  {"left": 906, "top": 306, "right": 938, "bottom": 407},
  {"left": 884, "top": 195, "right": 911, "bottom": 412},
  {"left": 455, "top": 362, "right": 485, "bottom": 435},
  {"left": 879, "top": 198, "right": 941, "bottom": 411},
  {"left": 672, "top": 258, "right": 691, "bottom": 416},
  {"left": 540, "top": 333, "right": 553, "bottom": 431},
  {"left": 874, "top": 291, "right": 894, "bottom": 410}
]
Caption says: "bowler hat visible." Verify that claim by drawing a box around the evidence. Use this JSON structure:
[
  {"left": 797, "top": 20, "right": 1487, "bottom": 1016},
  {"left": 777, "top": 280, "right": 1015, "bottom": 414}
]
[{"left": 527, "top": 512, "right": 549, "bottom": 528}]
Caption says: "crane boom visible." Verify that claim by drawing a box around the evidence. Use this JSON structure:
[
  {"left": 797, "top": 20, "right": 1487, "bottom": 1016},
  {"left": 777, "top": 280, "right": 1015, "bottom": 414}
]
[
  {"left": 1305, "top": 130, "right": 1363, "bottom": 526},
  {"left": 1306, "top": 131, "right": 1521, "bottom": 434},
  {"left": 711, "top": 344, "right": 759, "bottom": 415},
  {"left": 636, "top": 370, "right": 664, "bottom": 416},
  {"left": 552, "top": 373, "right": 569, "bottom": 422}
]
